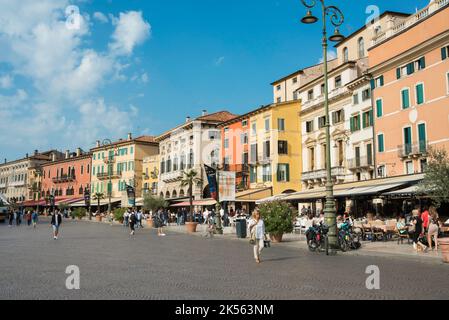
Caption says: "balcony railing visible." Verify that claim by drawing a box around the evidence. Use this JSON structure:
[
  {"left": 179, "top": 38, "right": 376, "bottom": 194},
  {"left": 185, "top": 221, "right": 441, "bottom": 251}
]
[
  {"left": 97, "top": 172, "right": 122, "bottom": 180},
  {"left": 301, "top": 166, "right": 346, "bottom": 181},
  {"left": 348, "top": 157, "right": 374, "bottom": 170},
  {"left": 398, "top": 141, "right": 428, "bottom": 158},
  {"left": 52, "top": 175, "right": 76, "bottom": 183},
  {"left": 301, "top": 86, "right": 350, "bottom": 111}
]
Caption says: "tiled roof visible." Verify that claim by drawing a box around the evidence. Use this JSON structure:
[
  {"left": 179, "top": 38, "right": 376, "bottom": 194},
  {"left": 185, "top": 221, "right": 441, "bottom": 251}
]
[{"left": 196, "top": 111, "right": 238, "bottom": 122}]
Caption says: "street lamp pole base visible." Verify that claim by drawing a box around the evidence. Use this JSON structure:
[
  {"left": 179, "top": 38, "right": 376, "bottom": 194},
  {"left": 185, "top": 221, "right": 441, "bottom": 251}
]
[{"left": 323, "top": 182, "right": 337, "bottom": 249}]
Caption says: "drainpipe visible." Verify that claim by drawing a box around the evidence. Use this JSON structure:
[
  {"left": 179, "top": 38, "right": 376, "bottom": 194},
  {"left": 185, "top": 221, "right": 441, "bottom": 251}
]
[{"left": 369, "top": 75, "right": 378, "bottom": 179}]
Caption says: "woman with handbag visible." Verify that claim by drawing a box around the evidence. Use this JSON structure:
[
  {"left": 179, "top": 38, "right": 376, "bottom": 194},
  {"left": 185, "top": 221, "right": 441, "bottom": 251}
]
[
  {"left": 249, "top": 209, "right": 266, "bottom": 264},
  {"left": 427, "top": 206, "right": 439, "bottom": 251}
]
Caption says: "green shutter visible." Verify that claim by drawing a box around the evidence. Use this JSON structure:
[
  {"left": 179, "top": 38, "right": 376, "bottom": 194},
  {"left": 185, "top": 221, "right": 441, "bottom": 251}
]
[
  {"left": 357, "top": 115, "right": 361, "bottom": 131},
  {"left": 442, "top": 47, "right": 447, "bottom": 60},
  {"left": 378, "top": 135, "right": 384, "bottom": 153},
  {"left": 379, "top": 76, "right": 384, "bottom": 86},
  {"left": 350, "top": 117, "right": 354, "bottom": 132},
  {"left": 396, "top": 68, "right": 401, "bottom": 79},
  {"left": 369, "top": 109, "right": 374, "bottom": 127},
  {"left": 407, "top": 63, "right": 415, "bottom": 75},
  {"left": 370, "top": 79, "right": 375, "bottom": 90},
  {"left": 416, "top": 84, "right": 424, "bottom": 104},
  {"left": 420, "top": 57, "right": 426, "bottom": 69},
  {"left": 402, "top": 89, "right": 410, "bottom": 109},
  {"left": 286, "top": 164, "right": 290, "bottom": 182},
  {"left": 376, "top": 100, "right": 383, "bottom": 117}
]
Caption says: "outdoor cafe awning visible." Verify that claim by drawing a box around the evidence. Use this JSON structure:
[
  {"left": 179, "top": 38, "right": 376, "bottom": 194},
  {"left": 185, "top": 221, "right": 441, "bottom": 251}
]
[
  {"left": 383, "top": 185, "right": 420, "bottom": 196},
  {"left": 236, "top": 187, "right": 272, "bottom": 203},
  {"left": 70, "top": 198, "right": 122, "bottom": 207},
  {"left": 171, "top": 199, "right": 217, "bottom": 207}
]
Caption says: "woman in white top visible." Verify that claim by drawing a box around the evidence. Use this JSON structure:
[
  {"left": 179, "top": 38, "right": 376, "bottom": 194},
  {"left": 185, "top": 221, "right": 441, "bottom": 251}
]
[{"left": 249, "top": 209, "right": 266, "bottom": 264}]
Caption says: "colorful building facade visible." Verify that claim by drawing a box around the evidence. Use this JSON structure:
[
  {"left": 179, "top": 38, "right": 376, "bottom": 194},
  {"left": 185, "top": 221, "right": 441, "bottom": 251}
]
[
  {"left": 142, "top": 155, "right": 160, "bottom": 197},
  {"left": 369, "top": 0, "right": 449, "bottom": 178}
]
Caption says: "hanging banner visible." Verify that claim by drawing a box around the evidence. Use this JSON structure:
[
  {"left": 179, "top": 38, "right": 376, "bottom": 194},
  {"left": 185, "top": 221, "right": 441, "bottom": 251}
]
[
  {"left": 126, "top": 185, "right": 136, "bottom": 207},
  {"left": 218, "top": 171, "right": 236, "bottom": 202},
  {"left": 204, "top": 165, "right": 218, "bottom": 200}
]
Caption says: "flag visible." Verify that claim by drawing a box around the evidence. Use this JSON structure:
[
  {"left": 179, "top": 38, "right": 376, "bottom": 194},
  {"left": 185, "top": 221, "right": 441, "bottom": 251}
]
[{"left": 204, "top": 165, "right": 218, "bottom": 200}]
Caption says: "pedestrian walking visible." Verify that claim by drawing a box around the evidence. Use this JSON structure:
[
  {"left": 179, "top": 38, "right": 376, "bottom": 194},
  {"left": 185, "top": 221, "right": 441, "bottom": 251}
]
[
  {"left": 427, "top": 206, "right": 440, "bottom": 251},
  {"left": 129, "top": 210, "right": 137, "bottom": 236},
  {"left": 31, "top": 210, "right": 38, "bottom": 228},
  {"left": 26, "top": 211, "right": 32, "bottom": 226},
  {"left": 248, "top": 209, "right": 266, "bottom": 264},
  {"left": 15, "top": 210, "right": 21, "bottom": 226},
  {"left": 411, "top": 207, "right": 428, "bottom": 253},
  {"left": 51, "top": 210, "right": 63, "bottom": 240},
  {"left": 8, "top": 210, "right": 14, "bottom": 227},
  {"left": 138, "top": 209, "right": 144, "bottom": 228},
  {"left": 124, "top": 209, "right": 130, "bottom": 227},
  {"left": 154, "top": 210, "right": 166, "bottom": 236}
]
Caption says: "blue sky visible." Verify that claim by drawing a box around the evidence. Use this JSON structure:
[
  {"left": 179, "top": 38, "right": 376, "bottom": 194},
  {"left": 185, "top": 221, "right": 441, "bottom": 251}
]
[{"left": 0, "top": 0, "right": 430, "bottom": 160}]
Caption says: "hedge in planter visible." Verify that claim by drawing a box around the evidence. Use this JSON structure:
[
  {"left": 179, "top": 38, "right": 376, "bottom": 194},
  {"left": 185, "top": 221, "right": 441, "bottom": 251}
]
[
  {"left": 73, "top": 208, "right": 87, "bottom": 220},
  {"left": 114, "top": 208, "right": 127, "bottom": 223},
  {"left": 258, "top": 200, "right": 297, "bottom": 242}
]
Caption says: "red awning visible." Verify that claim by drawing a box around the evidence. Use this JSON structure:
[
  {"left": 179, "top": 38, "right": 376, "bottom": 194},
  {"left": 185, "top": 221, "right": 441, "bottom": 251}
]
[
  {"left": 21, "top": 199, "right": 46, "bottom": 206},
  {"left": 54, "top": 197, "right": 84, "bottom": 205}
]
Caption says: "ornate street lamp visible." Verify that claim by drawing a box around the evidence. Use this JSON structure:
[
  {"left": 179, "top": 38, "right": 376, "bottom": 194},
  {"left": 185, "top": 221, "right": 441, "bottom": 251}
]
[{"left": 300, "top": 0, "right": 345, "bottom": 250}]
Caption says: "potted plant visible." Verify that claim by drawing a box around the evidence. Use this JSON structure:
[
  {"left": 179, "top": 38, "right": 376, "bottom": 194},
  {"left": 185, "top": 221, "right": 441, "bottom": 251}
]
[
  {"left": 143, "top": 195, "right": 168, "bottom": 228},
  {"left": 181, "top": 169, "right": 202, "bottom": 233},
  {"left": 73, "top": 208, "right": 86, "bottom": 220},
  {"left": 259, "top": 200, "right": 297, "bottom": 243},
  {"left": 113, "top": 208, "right": 127, "bottom": 224},
  {"left": 439, "top": 238, "right": 449, "bottom": 263}
]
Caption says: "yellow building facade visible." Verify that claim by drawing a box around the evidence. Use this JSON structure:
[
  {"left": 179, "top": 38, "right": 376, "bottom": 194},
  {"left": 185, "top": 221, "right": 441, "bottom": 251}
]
[
  {"left": 248, "top": 100, "right": 302, "bottom": 195},
  {"left": 142, "top": 155, "right": 160, "bottom": 197}
]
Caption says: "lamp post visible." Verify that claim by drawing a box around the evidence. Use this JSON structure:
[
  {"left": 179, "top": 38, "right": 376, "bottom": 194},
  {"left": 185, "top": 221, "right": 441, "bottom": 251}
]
[
  {"left": 102, "top": 139, "right": 114, "bottom": 217},
  {"left": 300, "top": 0, "right": 345, "bottom": 249}
]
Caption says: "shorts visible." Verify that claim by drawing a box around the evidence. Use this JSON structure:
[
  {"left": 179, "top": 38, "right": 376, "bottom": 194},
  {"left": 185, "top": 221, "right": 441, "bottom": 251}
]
[{"left": 52, "top": 225, "right": 59, "bottom": 232}]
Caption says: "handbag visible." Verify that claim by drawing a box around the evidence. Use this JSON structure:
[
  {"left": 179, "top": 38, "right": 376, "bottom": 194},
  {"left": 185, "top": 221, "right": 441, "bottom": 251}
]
[
  {"left": 249, "top": 225, "right": 256, "bottom": 245},
  {"left": 264, "top": 240, "right": 271, "bottom": 248}
]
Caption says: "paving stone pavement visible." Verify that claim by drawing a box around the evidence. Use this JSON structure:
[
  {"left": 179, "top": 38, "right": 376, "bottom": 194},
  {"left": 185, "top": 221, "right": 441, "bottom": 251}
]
[{"left": 0, "top": 218, "right": 448, "bottom": 300}]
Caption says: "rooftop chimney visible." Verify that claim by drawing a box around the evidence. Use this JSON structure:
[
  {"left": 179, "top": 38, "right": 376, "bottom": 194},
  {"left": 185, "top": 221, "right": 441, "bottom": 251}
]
[
  {"left": 4, "top": 158, "right": 6, "bottom": 164},
  {"left": 65, "top": 150, "right": 70, "bottom": 159},
  {"left": 34, "top": 150, "right": 38, "bottom": 156},
  {"left": 128, "top": 133, "right": 132, "bottom": 141},
  {"left": 202, "top": 110, "right": 208, "bottom": 116},
  {"left": 76, "top": 148, "right": 81, "bottom": 157},
  {"left": 26, "top": 153, "right": 29, "bottom": 158},
  {"left": 186, "top": 116, "right": 191, "bottom": 123},
  {"left": 96, "top": 140, "right": 101, "bottom": 148}
]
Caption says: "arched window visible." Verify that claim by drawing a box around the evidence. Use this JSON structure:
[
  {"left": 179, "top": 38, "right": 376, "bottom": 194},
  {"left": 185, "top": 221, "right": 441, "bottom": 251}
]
[
  {"left": 165, "top": 191, "right": 171, "bottom": 199},
  {"left": 173, "top": 155, "right": 178, "bottom": 171},
  {"left": 358, "top": 37, "right": 365, "bottom": 58},
  {"left": 160, "top": 192, "right": 164, "bottom": 198},
  {"left": 172, "top": 190, "right": 177, "bottom": 198},
  {"left": 179, "top": 189, "right": 185, "bottom": 197},
  {"left": 166, "top": 156, "right": 172, "bottom": 173},
  {"left": 160, "top": 158, "right": 165, "bottom": 174},
  {"left": 180, "top": 154, "right": 186, "bottom": 170},
  {"left": 343, "top": 47, "right": 348, "bottom": 62}
]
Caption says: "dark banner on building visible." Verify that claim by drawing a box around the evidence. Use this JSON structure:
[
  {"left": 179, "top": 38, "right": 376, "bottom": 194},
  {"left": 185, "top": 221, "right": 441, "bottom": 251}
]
[
  {"left": 84, "top": 188, "right": 91, "bottom": 207},
  {"left": 204, "top": 165, "right": 218, "bottom": 200},
  {"left": 126, "top": 185, "right": 136, "bottom": 207}
]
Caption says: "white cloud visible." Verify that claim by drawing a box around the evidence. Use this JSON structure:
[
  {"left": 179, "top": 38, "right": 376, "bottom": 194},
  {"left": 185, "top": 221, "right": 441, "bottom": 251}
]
[
  {"left": 0, "top": 74, "right": 13, "bottom": 89},
  {"left": 109, "top": 11, "right": 151, "bottom": 56},
  {"left": 93, "top": 12, "right": 108, "bottom": 24},
  {"left": 141, "top": 72, "right": 149, "bottom": 83},
  {"left": 318, "top": 50, "right": 337, "bottom": 63}
]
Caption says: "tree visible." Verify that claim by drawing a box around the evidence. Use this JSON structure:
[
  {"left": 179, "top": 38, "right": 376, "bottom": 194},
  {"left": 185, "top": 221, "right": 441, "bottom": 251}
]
[
  {"left": 258, "top": 200, "right": 297, "bottom": 237},
  {"left": 92, "top": 192, "right": 105, "bottom": 213},
  {"left": 418, "top": 148, "right": 449, "bottom": 208},
  {"left": 143, "top": 194, "right": 168, "bottom": 213},
  {"left": 180, "top": 169, "right": 202, "bottom": 222}
]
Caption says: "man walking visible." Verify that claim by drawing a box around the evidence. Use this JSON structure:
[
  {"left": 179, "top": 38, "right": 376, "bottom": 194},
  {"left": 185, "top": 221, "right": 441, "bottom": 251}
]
[
  {"left": 129, "top": 209, "right": 137, "bottom": 236},
  {"left": 32, "top": 210, "right": 38, "bottom": 228},
  {"left": 51, "top": 210, "right": 63, "bottom": 240}
]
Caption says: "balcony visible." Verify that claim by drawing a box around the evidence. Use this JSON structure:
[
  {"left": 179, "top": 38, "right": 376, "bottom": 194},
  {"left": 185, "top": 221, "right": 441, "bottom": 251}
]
[
  {"left": 301, "top": 86, "right": 350, "bottom": 112},
  {"left": 161, "top": 171, "right": 183, "bottom": 183},
  {"left": 398, "top": 141, "right": 428, "bottom": 159},
  {"left": 348, "top": 157, "right": 374, "bottom": 170},
  {"left": 52, "top": 174, "right": 76, "bottom": 184},
  {"left": 97, "top": 172, "right": 122, "bottom": 180},
  {"left": 301, "top": 166, "right": 346, "bottom": 182}
]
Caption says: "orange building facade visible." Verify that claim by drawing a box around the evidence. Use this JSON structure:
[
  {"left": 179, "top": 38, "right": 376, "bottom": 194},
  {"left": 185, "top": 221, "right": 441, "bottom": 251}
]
[
  {"left": 369, "top": 2, "right": 449, "bottom": 178},
  {"left": 218, "top": 116, "right": 251, "bottom": 191},
  {"left": 41, "top": 150, "right": 92, "bottom": 204}
]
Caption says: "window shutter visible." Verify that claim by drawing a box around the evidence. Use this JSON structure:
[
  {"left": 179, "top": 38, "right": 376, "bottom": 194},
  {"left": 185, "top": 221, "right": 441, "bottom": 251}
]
[
  {"left": 350, "top": 117, "right": 354, "bottom": 132},
  {"left": 416, "top": 84, "right": 424, "bottom": 104},
  {"left": 420, "top": 57, "right": 426, "bottom": 69},
  {"left": 396, "top": 68, "right": 401, "bottom": 79},
  {"left": 370, "top": 79, "right": 375, "bottom": 90},
  {"left": 442, "top": 47, "right": 447, "bottom": 60},
  {"left": 369, "top": 109, "right": 374, "bottom": 126},
  {"left": 341, "top": 109, "right": 345, "bottom": 122},
  {"left": 407, "top": 63, "right": 414, "bottom": 75},
  {"left": 332, "top": 112, "right": 336, "bottom": 125},
  {"left": 286, "top": 164, "right": 290, "bottom": 182},
  {"left": 379, "top": 76, "right": 384, "bottom": 86},
  {"left": 277, "top": 165, "right": 281, "bottom": 182},
  {"left": 357, "top": 116, "right": 361, "bottom": 131}
]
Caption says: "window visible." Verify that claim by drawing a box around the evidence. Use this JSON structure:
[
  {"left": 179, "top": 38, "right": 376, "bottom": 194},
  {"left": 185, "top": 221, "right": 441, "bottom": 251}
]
[
  {"left": 320, "top": 84, "right": 325, "bottom": 95},
  {"left": 318, "top": 116, "right": 326, "bottom": 129},
  {"left": 306, "top": 120, "right": 314, "bottom": 133},
  {"left": 358, "top": 37, "right": 365, "bottom": 58},
  {"left": 180, "top": 154, "right": 186, "bottom": 170},
  {"left": 403, "top": 127, "right": 412, "bottom": 155},
  {"left": 376, "top": 99, "right": 383, "bottom": 118},
  {"left": 377, "top": 134, "right": 385, "bottom": 153},
  {"left": 276, "top": 85, "right": 281, "bottom": 91},
  {"left": 350, "top": 114, "right": 361, "bottom": 132},
  {"left": 263, "top": 141, "right": 270, "bottom": 159},
  {"left": 130, "top": 147, "right": 134, "bottom": 154},
  {"left": 251, "top": 123, "right": 257, "bottom": 135},
  {"left": 308, "top": 89, "right": 314, "bottom": 100},
  {"left": 240, "top": 133, "right": 248, "bottom": 144},
  {"left": 309, "top": 147, "right": 315, "bottom": 171},
  {"left": 447, "top": 72, "right": 449, "bottom": 94},
  {"left": 343, "top": 47, "right": 348, "bottom": 62},
  {"left": 93, "top": 154, "right": 96, "bottom": 160},
  {"left": 277, "top": 164, "right": 290, "bottom": 182},
  {"left": 414, "top": 57, "right": 426, "bottom": 71},
  {"left": 242, "top": 152, "right": 248, "bottom": 165},
  {"left": 250, "top": 166, "right": 257, "bottom": 183},
  {"left": 224, "top": 138, "right": 229, "bottom": 149},
  {"left": 441, "top": 45, "right": 449, "bottom": 60},
  {"left": 418, "top": 123, "right": 427, "bottom": 153},
  {"left": 263, "top": 165, "right": 272, "bottom": 182},
  {"left": 173, "top": 156, "right": 178, "bottom": 171},
  {"left": 250, "top": 144, "right": 258, "bottom": 163},
  {"left": 335, "top": 76, "right": 342, "bottom": 88},
  {"left": 278, "top": 118, "right": 285, "bottom": 131},
  {"left": 292, "top": 77, "right": 298, "bottom": 84},
  {"left": 276, "top": 97, "right": 281, "bottom": 103},
  {"left": 265, "top": 118, "right": 270, "bottom": 132},
  {"left": 160, "top": 159, "right": 165, "bottom": 174},
  {"left": 189, "top": 149, "right": 194, "bottom": 168},
  {"left": 242, "top": 120, "right": 248, "bottom": 127},
  {"left": 278, "top": 141, "right": 288, "bottom": 155},
  {"left": 362, "top": 110, "right": 373, "bottom": 128},
  {"left": 293, "top": 92, "right": 298, "bottom": 100},
  {"left": 416, "top": 83, "right": 424, "bottom": 105},
  {"left": 401, "top": 88, "right": 410, "bottom": 109},
  {"left": 332, "top": 110, "right": 344, "bottom": 124},
  {"left": 420, "top": 159, "right": 428, "bottom": 173},
  {"left": 367, "top": 144, "right": 373, "bottom": 165},
  {"left": 353, "top": 93, "right": 359, "bottom": 105},
  {"left": 362, "top": 89, "right": 371, "bottom": 101},
  {"left": 209, "top": 131, "right": 219, "bottom": 140},
  {"left": 371, "top": 76, "right": 384, "bottom": 90},
  {"left": 405, "top": 161, "right": 414, "bottom": 175}
]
